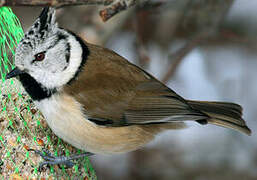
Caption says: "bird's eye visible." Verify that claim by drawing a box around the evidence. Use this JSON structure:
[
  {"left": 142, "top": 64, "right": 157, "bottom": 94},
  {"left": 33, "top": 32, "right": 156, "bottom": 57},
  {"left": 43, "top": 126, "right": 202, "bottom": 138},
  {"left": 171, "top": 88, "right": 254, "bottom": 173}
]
[{"left": 34, "top": 52, "right": 45, "bottom": 61}]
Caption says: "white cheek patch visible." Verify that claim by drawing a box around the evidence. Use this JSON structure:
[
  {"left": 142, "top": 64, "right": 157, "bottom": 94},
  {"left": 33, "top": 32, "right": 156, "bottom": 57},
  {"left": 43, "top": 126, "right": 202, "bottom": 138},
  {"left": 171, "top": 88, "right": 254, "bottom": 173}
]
[{"left": 32, "top": 34, "right": 83, "bottom": 89}]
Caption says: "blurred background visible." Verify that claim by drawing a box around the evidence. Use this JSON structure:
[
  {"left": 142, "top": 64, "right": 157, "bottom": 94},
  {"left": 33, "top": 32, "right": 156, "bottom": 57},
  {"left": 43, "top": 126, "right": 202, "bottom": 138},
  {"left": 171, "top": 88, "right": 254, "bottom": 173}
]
[{"left": 11, "top": 0, "right": 257, "bottom": 179}]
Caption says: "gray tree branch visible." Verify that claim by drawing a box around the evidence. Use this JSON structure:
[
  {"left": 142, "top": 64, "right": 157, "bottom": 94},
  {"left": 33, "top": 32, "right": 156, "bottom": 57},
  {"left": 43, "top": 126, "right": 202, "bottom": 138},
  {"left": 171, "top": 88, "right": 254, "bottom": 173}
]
[
  {"left": 0, "top": 0, "right": 114, "bottom": 6},
  {"left": 0, "top": 0, "right": 144, "bottom": 21}
]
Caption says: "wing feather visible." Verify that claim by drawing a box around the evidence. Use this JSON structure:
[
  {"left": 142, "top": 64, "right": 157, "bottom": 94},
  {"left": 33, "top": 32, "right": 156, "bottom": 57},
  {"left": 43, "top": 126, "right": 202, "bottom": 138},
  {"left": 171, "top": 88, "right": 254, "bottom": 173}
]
[{"left": 63, "top": 42, "right": 206, "bottom": 126}]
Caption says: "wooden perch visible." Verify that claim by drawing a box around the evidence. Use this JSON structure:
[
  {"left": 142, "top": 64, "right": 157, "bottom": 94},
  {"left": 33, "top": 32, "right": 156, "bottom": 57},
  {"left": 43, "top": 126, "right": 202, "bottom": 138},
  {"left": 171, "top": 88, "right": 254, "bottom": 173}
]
[{"left": 0, "top": 0, "right": 143, "bottom": 21}]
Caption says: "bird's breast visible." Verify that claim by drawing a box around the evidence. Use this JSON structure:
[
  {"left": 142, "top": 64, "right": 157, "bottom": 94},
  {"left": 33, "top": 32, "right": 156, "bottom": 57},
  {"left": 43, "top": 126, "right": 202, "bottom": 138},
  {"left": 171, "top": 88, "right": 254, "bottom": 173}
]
[{"left": 34, "top": 93, "right": 157, "bottom": 154}]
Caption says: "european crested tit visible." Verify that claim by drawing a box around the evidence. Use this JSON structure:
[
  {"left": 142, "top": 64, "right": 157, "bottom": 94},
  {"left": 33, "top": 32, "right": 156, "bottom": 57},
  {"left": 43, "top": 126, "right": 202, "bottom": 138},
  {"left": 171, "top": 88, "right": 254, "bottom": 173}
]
[{"left": 6, "top": 7, "right": 251, "bottom": 168}]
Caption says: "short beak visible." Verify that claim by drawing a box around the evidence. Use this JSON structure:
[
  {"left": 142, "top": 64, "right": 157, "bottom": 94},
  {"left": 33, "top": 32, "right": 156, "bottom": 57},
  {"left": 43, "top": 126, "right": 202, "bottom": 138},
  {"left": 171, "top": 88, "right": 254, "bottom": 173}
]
[{"left": 6, "top": 67, "right": 24, "bottom": 79}]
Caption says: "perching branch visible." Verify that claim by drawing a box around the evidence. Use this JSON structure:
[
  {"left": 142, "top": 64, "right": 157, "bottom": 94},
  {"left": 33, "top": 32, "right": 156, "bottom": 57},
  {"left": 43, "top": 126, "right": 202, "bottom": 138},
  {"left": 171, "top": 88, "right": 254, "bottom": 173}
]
[{"left": 0, "top": 0, "right": 144, "bottom": 21}]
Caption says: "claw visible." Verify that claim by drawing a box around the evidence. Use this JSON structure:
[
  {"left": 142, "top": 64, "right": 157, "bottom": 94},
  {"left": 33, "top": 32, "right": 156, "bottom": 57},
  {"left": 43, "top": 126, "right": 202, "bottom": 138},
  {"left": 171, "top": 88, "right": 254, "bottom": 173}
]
[{"left": 28, "top": 148, "right": 93, "bottom": 171}]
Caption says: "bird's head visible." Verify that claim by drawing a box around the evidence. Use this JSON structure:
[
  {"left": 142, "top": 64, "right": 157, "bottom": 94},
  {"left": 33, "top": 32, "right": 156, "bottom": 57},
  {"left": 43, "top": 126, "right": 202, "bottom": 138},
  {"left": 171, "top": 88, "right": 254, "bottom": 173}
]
[{"left": 7, "top": 7, "right": 87, "bottom": 92}]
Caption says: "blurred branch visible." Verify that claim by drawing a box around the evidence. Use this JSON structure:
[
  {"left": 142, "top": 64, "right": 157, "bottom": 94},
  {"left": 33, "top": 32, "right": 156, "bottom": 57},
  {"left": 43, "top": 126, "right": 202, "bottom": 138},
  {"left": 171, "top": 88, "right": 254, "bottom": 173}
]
[
  {"left": 162, "top": 32, "right": 210, "bottom": 83},
  {"left": 100, "top": 6, "right": 134, "bottom": 44},
  {"left": 133, "top": 11, "right": 151, "bottom": 68},
  {"left": 161, "top": 0, "right": 235, "bottom": 83},
  {"left": 161, "top": 27, "right": 255, "bottom": 84},
  {"left": 100, "top": 0, "right": 138, "bottom": 21},
  {"left": 0, "top": 0, "right": 114, "bottom": 6},
  {"left": 161, "top": 29, "right": 257, "bottom": 84},
  {"left": 205, "top": 30, "right": 257, "bottom": 53},
  {"left": 0, "top": 0, "right": 147, "bottom": 21}
]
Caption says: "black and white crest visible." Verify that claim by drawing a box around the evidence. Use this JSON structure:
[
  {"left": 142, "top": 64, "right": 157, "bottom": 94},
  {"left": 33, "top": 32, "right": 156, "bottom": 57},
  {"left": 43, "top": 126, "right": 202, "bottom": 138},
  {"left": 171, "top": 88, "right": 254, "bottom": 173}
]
[
  {"left": 20, "top": 7, "right": 57, "bottom": 48},
  {"left": 38, "top": 7, "right": 53, "bottom": 33},
  {"left": 14, "top": 7, "right": 88, "bottom": 101}
]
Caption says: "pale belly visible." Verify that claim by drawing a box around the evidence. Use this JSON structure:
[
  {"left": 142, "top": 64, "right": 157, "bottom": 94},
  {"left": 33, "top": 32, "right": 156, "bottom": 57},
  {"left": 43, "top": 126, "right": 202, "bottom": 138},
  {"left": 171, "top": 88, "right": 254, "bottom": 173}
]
[{"left": 34, "top": 94, "right": 158, "bottom": 154}]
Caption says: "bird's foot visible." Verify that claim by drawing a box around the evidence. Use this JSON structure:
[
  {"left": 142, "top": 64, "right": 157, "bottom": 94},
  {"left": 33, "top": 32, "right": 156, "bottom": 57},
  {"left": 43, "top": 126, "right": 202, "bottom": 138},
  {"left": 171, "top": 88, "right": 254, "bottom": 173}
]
[{"left": 28, "top": 148, "right": 93, "bottom": 171}]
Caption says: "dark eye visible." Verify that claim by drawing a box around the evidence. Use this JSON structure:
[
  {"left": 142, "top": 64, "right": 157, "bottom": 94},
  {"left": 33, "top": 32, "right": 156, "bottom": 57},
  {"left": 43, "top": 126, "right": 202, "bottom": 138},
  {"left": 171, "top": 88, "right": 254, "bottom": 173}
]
[{"left": 34, "top": 52, "right": 45, "bottom": 61}]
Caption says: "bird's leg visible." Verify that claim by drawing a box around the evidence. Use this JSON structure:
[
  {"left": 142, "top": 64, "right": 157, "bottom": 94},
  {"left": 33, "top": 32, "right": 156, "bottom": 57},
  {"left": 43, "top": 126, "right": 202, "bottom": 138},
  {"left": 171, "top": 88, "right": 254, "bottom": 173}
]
[{"left": 28, "top": 148, "right": 94, "bottom": 171}]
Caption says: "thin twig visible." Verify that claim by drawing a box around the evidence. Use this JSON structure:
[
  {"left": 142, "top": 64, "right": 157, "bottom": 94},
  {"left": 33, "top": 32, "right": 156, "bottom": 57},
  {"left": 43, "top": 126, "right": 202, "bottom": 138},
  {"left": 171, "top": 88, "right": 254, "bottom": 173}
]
[
  {"left": 99, "top": 0, "right": 137, "bottom": 21},
  {"left": 161, "top": 32, "right": 210, "bottom": 83},
  {"left": 133, "top": 10, "right": 151, "bottom": 68}
]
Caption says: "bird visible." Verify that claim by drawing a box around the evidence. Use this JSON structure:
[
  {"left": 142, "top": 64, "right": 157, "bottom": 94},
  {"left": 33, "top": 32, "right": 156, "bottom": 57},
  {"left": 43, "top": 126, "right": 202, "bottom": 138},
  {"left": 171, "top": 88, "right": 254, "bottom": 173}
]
[{"left": 7, "top": 7, "right": 251, "bottom": 169}]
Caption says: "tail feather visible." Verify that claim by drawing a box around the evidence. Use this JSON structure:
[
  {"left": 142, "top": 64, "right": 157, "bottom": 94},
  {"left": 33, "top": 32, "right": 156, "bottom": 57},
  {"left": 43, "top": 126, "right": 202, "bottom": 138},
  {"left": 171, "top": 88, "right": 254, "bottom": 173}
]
[{"left": 187, "top": 100, "right": 251, "bottom": 135}]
